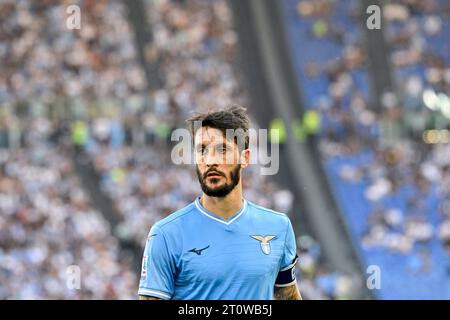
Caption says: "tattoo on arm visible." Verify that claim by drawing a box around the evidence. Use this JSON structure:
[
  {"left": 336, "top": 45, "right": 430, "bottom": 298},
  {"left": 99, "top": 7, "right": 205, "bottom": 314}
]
[
  {"left": 274, "top": 283, "right": 302, "bottom": 300},
  {"left": 139, "top": 295, "right": 162, "bottom": 300}
]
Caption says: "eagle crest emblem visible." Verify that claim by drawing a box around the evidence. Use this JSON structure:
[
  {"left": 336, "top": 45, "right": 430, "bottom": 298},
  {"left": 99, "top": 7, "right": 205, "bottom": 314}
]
[{"left": 250, "top": 235, "right": 276, "bottom": 255}]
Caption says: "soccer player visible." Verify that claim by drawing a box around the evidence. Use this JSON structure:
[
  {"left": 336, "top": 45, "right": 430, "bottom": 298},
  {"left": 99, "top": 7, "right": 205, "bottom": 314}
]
[{"left": 139, "top": 106, "right": 302, "bottom": 300}]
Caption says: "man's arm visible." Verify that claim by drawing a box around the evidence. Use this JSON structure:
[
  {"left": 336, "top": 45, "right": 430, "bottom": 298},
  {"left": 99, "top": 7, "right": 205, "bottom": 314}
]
[
  {"left": 274, "top": 283, "right": 302, "bottom": 300},
  {"left": 139, "top": 295, "right": 161, "bottom": 300}
]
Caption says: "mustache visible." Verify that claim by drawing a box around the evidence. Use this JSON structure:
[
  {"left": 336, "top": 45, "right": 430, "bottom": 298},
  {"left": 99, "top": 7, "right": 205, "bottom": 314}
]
[{"left": 203, "top": 169, "right": 225, "bottom": 179}]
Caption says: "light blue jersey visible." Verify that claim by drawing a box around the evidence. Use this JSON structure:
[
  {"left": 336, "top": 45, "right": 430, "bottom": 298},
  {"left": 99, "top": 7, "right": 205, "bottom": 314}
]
[{"left": 138, "top": 197, "right": 298, "bottom": 300}]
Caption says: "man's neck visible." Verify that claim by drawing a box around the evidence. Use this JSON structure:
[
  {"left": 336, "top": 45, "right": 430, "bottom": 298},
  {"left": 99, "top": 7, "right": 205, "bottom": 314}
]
[{"left": 200, "top": 187, "right": 244, "bottom": 220}]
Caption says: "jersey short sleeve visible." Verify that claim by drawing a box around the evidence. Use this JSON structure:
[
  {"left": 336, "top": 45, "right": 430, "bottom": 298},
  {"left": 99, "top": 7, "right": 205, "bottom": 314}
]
[
  {"left": 281, "top": 218, "right": 297, "bottom": 269},
  {"left": 138, "top": 225, "right": 176, "bottom": 299}
]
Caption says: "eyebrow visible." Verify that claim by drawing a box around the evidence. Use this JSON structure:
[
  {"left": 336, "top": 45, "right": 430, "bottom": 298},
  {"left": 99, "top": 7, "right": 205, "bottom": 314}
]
[{"left": 194, "top": 142, "right": 231, "bottom": 149}]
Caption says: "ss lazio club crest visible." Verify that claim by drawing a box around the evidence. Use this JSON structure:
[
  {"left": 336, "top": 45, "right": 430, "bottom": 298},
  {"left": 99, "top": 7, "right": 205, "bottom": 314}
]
[{"left": 251, "top": 235, "right": 277, "bottom": 255}]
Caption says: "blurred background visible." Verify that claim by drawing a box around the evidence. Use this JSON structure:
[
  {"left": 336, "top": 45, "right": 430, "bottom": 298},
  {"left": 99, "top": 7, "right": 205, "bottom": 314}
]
[{"left": 0, "top": 0, "right": 449, "bottom": 299}]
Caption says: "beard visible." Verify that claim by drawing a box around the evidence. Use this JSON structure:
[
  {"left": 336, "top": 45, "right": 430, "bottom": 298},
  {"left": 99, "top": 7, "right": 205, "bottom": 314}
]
[{"left": 196, "top": 165, "right": 241, "bottom": 198}]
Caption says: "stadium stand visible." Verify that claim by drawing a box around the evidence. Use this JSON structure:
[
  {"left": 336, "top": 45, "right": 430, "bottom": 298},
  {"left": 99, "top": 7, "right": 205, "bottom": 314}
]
[
  {"left": 281, "top": 0, "right": 450, "bottom": 298},
  {"left": 0, "top": 0, "right": 145, "bottom": 299}
]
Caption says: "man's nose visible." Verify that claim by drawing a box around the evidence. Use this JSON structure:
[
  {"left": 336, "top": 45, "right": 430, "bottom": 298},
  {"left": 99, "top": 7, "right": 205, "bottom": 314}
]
[{"left": 205, "top": 149, "right": 221, "bottom": 166}]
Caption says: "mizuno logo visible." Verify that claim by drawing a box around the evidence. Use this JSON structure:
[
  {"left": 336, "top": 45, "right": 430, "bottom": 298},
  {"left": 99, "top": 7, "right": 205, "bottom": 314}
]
[
  {"left": 188, "top": 245, "right": 210, "bottom": 255},
  {"left": 251, "top": 235, "right": 277, "bottom": 255}
]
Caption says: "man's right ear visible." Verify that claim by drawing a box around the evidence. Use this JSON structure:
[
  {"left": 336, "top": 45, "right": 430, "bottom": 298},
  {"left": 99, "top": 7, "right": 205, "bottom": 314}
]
[{"left": 240, "top": 149, "right": 251, "bottom": 168}]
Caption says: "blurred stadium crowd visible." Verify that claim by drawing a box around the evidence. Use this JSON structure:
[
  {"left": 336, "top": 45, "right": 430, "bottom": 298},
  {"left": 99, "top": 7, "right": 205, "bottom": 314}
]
[
  {"left": 283, "top": 0, "right": 450, "bottom": 298},
  {"left": 0, "top": 119, "right": 137, "bottom": 299},
  {"left": 0, "top": 0, "right": 148, "bottom": 299},
  {"left": 0, "top": 0, "right": 346, "bottom": 299}
]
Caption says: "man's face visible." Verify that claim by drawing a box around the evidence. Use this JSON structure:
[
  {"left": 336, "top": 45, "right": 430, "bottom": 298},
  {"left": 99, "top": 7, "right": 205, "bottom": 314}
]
[{"left": 194, "top": 127, "right": 249, "bottom": 198}]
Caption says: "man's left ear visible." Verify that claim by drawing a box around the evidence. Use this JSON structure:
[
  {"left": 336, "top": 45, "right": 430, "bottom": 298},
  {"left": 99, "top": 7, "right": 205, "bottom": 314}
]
[{"left": 240, "top": 149, "right": 250, "bottom": 168}]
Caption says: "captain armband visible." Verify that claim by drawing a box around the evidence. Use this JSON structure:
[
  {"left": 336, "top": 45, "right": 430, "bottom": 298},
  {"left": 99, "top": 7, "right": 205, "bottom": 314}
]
[{"left": 275, "top": 255, "right": 298, "bottom": 287}]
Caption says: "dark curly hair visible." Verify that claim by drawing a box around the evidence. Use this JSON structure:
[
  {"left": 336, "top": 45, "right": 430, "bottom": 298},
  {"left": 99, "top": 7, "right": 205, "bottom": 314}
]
[{"left": 186, "top": 105, "right": 250, "bottom": 151}]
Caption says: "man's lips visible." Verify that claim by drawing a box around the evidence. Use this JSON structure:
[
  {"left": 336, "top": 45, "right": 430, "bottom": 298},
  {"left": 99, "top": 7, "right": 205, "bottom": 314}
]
[{"left": 205, "top": 172, "right": 224, "bottom": 179}]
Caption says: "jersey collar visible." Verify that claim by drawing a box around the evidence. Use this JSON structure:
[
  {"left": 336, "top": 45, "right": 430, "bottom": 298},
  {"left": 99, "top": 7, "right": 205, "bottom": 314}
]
[{"left": 194, "top": 196, "right": 248, "bottom": 225}]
